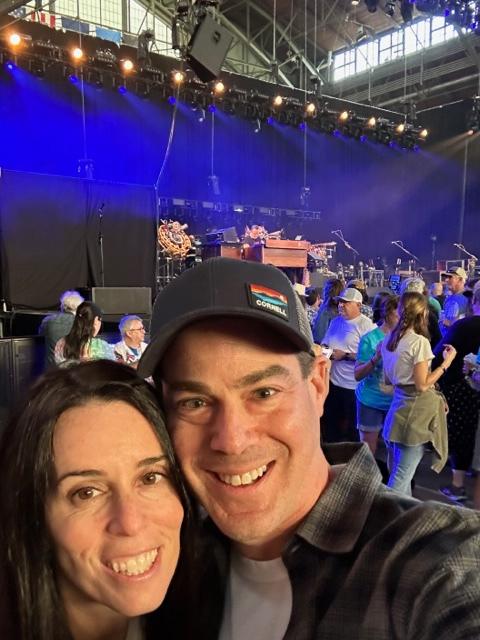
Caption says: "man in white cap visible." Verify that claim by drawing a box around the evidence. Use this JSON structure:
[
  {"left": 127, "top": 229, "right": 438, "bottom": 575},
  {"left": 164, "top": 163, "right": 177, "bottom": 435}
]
[
  {"left": 321, "top": 287, "right": 375, "bottom": 442},
  {"left": 442, "top": 267, "right": 469, "bottom": 330}
]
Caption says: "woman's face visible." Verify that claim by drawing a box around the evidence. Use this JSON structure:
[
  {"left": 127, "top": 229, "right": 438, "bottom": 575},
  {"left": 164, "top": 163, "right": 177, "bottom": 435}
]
[
  {"left": 93, "top": 316, "right": 102, "bottom": 337},
  {"left": 46, "top": 400, "right": 184, "bottom": 621}
]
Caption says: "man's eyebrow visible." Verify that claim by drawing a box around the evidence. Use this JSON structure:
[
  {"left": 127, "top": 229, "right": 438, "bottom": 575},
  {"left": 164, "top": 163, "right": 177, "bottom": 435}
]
[
  {"left": 234, "top": 365, "right": 292, "bottom": 388},
  {"left": 164, "top": 380, "right": 211, "bottom": 395},
  {"left": 56, "top": 456, "right": 168, "bottom": 484}
]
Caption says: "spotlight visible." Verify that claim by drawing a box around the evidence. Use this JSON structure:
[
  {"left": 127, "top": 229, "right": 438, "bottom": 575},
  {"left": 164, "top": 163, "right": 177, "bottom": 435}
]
[
  {"left": 71, "top": 47, "right": 84, "bottom": 62},
  {"left": 351, "top": 0, "right": 360, "bottom": 4},
  {"left": 339, "top": 110, "right": 349, "bottom": 121},
  {"left": 68, "top": 74, "right": 78, "bottom": 83},
  {"left": 396, "top": 123, "right": 405, "bottom": 133},
  {"left": 214, "top": 80, "right": 225, "bottom": 94},
  {"left": 273, "top": 95, "right": 283, "bottom": 107},
  {"left": 299, "top": 122, "right": 306, "bottom": 131},
  {"left": 8, "top": 33, "right": 21, "bottom": 47},
  {"left": 197, "top": 108, "right": 206, "bottom": 123},
  {"left": 385, "top": 0, "right": 396, "bottom": 15},
  {"left": 208, "top": 104, "right": 217, "bottom": 113},
  {"left": 5, "top": 60, "right": 15, "bottom": 71},
  {"left": 173, "top": 71, "right": 185, "bottom": 84},
  {"left": 419, "top": 128, "right": 428, "bottom": 139},
  {"left": 254, "top": 118, "right": 261, "bottom": 133},
  {"left": 168, "top": 95, "right": 177, "bottom": 105},
  {"left": 367, "top": 116, "right": 376, "bottom": 127},
  {"left": 118, "top": 85, "right": 127, "bottom": 94},
  {"left": 305, "top": 102, "right": 316, "bottom": 115},
  {"left": 267, "top": 116, "right": 275, "bottom": 125},
  {"left": 121, "top": 59, "right": 134, "bottom": 73},
  {"left": 467, "top": 129, "right": 475, "bottom": 136}
]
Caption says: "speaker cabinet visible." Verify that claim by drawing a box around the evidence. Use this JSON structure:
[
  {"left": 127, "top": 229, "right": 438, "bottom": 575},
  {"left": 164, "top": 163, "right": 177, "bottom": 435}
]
[
  {"left": 80, "top": 287, "right": 152, "bottom": 316},
  {"left": 187, "top": 14, "right": 234, "bottom": 82}
]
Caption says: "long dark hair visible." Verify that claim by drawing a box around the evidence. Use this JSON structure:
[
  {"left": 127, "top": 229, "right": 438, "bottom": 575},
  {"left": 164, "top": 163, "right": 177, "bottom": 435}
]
[
  {"left": 63, "top": 301, "right": 101, "bottom": 360},
  {"left": 372, "top": 291, "right": 393, "bottom": 324},
  {"left": 321, "top": 278, "right": 343, "bottom": 310},
  {"left": 0, "top": 361, "right": 193, "bottom": 640},
  {"left": 386, "top": 292, "right": 429, "bottom": 352}
]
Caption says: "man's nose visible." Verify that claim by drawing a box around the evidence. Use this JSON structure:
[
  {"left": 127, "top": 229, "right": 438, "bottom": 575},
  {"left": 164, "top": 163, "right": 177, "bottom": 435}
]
[{"left": 209, "top": 399, "right": 256, "bottom": 455}]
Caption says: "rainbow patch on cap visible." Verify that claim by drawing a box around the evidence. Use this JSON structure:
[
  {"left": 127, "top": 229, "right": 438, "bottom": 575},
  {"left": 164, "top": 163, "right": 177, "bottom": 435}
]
[{"left": 247, "top": 283, "right": 289, "bottom": 320}]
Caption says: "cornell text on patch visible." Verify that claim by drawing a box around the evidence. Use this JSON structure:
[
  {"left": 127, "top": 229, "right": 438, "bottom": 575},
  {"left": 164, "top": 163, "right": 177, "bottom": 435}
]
[{"left": 247, "top": 283, "right": 289, "bottom": 321}]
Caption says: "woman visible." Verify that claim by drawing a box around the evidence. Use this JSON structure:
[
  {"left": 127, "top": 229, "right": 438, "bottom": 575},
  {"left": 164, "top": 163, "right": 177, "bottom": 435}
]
[
  {"left": 354, "top": 295, "right": 399, "bottom": 456},
  {"left": 381, "top": 292, "right": 457, "bottom": 495},
  {"left": 55, "top": 301, "right": 115, "bottom": 366},
  {"left": 312, "top": 278, "right": 343, "bottom": 344},
  {"left": 371, "top": 291, "right": 394, "bottom": 325},
  {"left": 0, "top": 361, "right": 192, "bottom": 640}
]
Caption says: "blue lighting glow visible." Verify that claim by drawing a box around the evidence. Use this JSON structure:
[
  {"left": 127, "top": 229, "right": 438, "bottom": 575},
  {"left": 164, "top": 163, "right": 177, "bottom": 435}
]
[
  {"left": 118, "top": 85, "right": 127, "bottom": 94},
  {"left": 208, "top": 104, "right": 217, "bottom": 113},
  {"left": 299, "top": 122, "right": 306, "bottom": 131},
  {"left": 68, "top": 74, "right": 78, "bottom": 84},
  {"left": 167, "top": 96, "right": 176, "bottom": 105},
  {"left": 333, "top": 129, "right": 341, "bottom": 137},
  {"left": 5, "top": 61, "right": 15, "bottom": 71},
  {"left": 266, "top": 116, "right": 274, "bottom": 125},
  {"left": 359, "top": 134, "right": 367, "bottom": 142}
]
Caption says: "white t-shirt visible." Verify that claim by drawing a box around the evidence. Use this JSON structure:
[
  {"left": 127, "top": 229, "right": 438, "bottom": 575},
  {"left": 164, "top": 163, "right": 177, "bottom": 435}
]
[
  {"left": 323, "top": 314, "right": 375, "bottom": 389},
  {"left": 218, "top": 551, "right": 293, "bottom": 640},
  {"left": 381, "top": 330, "right": 434, "bottom": 386}
]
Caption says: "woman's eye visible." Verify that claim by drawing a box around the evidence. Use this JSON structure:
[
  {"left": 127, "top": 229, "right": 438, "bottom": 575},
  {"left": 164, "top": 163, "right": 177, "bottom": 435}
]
[
  {"left": 72, "top": 487, "right": 101, "bottom": 502},
  {"left": 142, "top": 471, "right": 164, "bottom": 485}
]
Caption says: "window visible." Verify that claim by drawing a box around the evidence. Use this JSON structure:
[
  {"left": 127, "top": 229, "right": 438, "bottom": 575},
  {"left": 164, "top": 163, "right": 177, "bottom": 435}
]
[
  {"left": 356, "top": 40, "right": 378, "bottom": 73},
  {"left": 404, "top": 18, "right": 429, "bottom": 53},
  {"left": 333, "top": 49, "right": 355, "bottom": 82},
  {"left": 379, "top": 30, "right": 403, "bottom": 64}
]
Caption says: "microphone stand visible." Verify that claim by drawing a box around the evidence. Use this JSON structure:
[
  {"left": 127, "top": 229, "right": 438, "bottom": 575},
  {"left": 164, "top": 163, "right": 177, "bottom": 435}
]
[
  {"left": 453, "top": 243, "right": 478, "bottom": 276},
  {"left": 391, "top": 241, "right": 419, "bottom": 273},
  {"left": 331, "top": 230, "right": 359, "bottom": 269},
  {"left": 98, "top": 203, "right": 105, "bottom": 288}
]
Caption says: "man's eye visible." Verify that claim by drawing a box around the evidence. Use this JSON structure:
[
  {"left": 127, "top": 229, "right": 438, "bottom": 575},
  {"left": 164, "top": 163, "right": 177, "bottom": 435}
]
[
  {"left": 71, "top": 487, "right": 101, "bottom": 502},
  {"left": 179, "top": 398, "right": 206, "bottom": 410},
  {"left": 142, "top": 471, "right": 164, "bottom": 485},
  {"left": 253, "top": 388, "right": 277, "bottom": 399}
]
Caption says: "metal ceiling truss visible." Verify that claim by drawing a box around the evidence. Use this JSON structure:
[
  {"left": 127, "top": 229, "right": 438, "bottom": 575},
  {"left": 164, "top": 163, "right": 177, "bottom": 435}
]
[{"left": 140, "top": 0, "right": 328, "bottom": 88}]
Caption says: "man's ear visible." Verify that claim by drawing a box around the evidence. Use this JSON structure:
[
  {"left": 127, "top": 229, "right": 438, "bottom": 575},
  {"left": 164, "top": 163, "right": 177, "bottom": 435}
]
[{"left": 309, "top": 355, "right": 330, "bottom": 418}]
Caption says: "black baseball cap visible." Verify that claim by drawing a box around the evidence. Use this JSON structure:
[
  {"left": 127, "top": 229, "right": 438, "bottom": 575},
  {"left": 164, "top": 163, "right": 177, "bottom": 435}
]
[{"left": 138, "top": 257, "right": 314, "bottom": 378}]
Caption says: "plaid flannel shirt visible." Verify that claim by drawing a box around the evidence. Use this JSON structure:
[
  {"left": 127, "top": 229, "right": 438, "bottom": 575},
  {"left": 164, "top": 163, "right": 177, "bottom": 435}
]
[{"left": 195, "top": 443, "right": 480, "bottom": 640}]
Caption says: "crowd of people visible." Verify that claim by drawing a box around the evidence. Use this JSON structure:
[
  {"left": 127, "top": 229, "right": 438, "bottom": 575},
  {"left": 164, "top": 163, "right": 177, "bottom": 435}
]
[{"left": 0, "top": 259, "right": 479, "bottom": 640}]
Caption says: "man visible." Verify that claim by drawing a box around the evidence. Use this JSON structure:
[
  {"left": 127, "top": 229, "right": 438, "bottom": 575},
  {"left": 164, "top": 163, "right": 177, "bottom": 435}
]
[
  {"left": 346, "top": 278, "right": 373, "bottom": 320},
  {"left": 400, "top": 277, "right": 442, "bottom": 347},
  {"left": 321, "top": 287, "right": 374, "bottom": 442},
  {"left": 138, "top": 258, "right": 480, "bottom": 640},
  {"left": 114, "top": 314, "right": 147, "bottom": 367},
  {"left": 38, "top": 290, "right": 84, "bottom": 368},
  {"left": 441, "top": 266, "right": 469, "bottom": 331},
  {"left": 429, "top": 281, "right": 445, "bottom": 311}
]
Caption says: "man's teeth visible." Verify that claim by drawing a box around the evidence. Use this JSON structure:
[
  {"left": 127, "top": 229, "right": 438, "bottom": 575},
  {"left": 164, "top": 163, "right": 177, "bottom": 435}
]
[
  {"left": 219, "top": 465, "right": 268, "bottom": 486},
  {"left": 109, "top": 549, "right": 158, "bottom": 576}
]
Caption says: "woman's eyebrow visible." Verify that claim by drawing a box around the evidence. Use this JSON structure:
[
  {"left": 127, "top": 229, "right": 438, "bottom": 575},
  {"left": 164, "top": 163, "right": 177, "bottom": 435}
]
[{"left": 56, "top": 456, "right": 168, "bottom": 484}]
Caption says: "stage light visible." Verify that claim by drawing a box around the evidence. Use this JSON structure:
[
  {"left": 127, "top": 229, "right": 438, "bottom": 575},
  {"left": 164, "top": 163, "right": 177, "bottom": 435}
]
[
  {"left": 214, "top": 80, "right": 225, "bottom": 94},
  {"left": 254, "top": 118, "right": 261, "bottom": 133},
  {"left": 419, "top": 128, "right": 428, "bottom": 139},
  {"left": 8, "top": 33, "right": 21, "bottom": 47},
  {"left": 351, "top": 0, "right": 360, "bottom": 5},
  {"left": 208, "top": 104, "right": 217, "bottom": 113},
  {"left": 467, "top": 129, "right": 475, "bottom": 136},
  {"left": 118, "top": 85, "right": 127, "bottom": 94},
  {"left": 5, "top": 60, "right": 15, "bottom": 71},
  {"left": 168, "top": 95, "right": 176, "bottom": 105},
  {"left": 71, "top": 47, "right": 84, "bottom": 62},
  {"left": 68, "top": 74, "right": 78, "bottom": 83},
  {"left": 197, "top": 108, "right": 206, "bottom": 123},
  {"left": 339, "top": 110, "right": 349, "bottom": 121},
  {"left": 267, "top": 116, "right": 275, "bottom": 125},
  {"left": 121, "top": 59, "right": 134, "bottom": 73},
  {"left": 396, "top": 123, "right": 405, "bottom": 133},
  {"left": 273, "top": 95, "right": 283, "bottom": 107},
  {"left": 305, "top": 102, "right": 316, "bottom": 115},
  {"left": 367, "top": 116, "right": 376, "bottom": 127},
  {"left": 299, "top": 122, "right": 306, "bottom": 130},
  {"left": 173, "top": 71, "right": 185, "bottom": 84}
]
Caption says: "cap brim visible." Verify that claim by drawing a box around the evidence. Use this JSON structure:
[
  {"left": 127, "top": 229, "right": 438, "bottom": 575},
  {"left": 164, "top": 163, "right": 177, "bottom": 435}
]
[{"left": 138, "top": 308, "right": 314, "bottom": 379}]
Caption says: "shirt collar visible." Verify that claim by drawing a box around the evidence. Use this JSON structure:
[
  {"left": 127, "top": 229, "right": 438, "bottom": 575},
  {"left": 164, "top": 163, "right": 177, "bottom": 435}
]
[{"left": 294, "top": 443, "right": 382, "bottom": 554}]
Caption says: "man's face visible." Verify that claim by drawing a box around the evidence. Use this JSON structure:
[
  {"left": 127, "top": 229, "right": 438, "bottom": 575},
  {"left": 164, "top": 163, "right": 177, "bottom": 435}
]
[
  {"left": 250, "top": 226, "right": 261, "bottom": 239},
  {"left": 125, "top": 322, "right": 145, "bottom": 349},
  {"left": 446, "top": 275, "right": 464, "bottom": 294},
  {"left": 338, "top": 300, "right": 361, "bottom": 320},
  {"left": 161, "top": 319, "right": 329, "bottom": 559}
]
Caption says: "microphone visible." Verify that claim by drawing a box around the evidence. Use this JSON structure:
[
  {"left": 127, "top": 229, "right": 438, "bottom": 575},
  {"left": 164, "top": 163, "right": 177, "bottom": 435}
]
[
  {"left": 331, "top": 230, "right": 341, "bottom": 234},
  {"left": 453, "top": 243, "right": 463, "bottom": 249},
  {"left": 391, "top": 240, "right": 400, "bottom": 244}
]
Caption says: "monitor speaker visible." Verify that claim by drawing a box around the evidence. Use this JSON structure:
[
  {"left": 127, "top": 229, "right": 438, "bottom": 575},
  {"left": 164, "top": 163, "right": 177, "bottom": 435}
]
[
  {"left": 90, "top": 287, "right": 152, "bottom": 316},
  {"left": 187, "top": 14, "right": 233, "bottom": 82}
]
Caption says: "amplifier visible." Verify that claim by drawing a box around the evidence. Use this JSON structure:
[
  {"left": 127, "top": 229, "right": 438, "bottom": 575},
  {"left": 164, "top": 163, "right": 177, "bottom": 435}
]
[{"left": 79, "top": 287, "right": 152, "bottom": 316}]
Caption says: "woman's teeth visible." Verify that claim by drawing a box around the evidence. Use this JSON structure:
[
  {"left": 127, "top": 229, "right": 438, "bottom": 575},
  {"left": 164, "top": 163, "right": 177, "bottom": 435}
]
[
  {"left": 109, "top": 548, "right": 158, "bottom": 576},
  {"left": 219, "top": 464, "right": 268, "bottom": 486}
]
